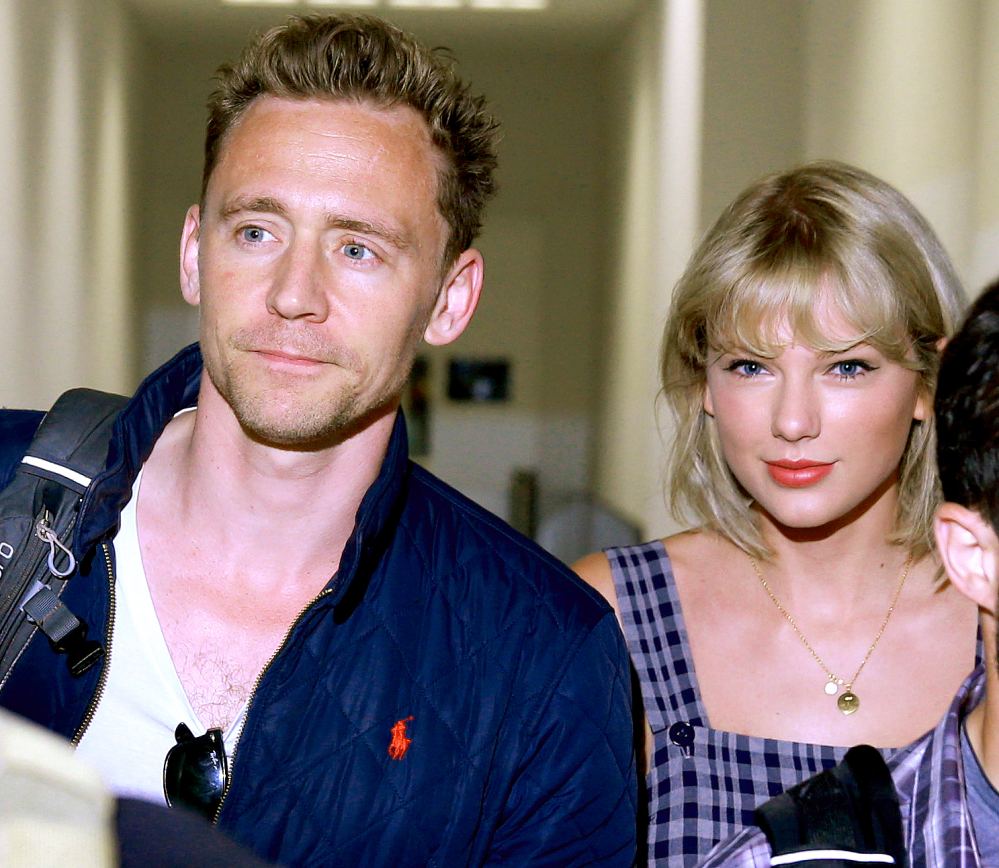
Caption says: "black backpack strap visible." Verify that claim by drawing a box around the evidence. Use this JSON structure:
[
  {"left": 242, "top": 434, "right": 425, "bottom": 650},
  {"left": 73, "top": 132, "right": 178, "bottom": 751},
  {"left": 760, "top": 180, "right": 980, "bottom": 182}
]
[
  {"left": 754, "top": 744, "right": 907, "bottom": 867},
  {"left": 0, "top": 388, "right": 127, "bottom": 681}
]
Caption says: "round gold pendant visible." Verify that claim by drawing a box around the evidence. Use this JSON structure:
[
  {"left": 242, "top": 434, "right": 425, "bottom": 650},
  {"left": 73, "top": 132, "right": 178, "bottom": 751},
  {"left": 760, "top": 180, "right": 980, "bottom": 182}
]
[
  {"left": 823, "top": 680, "right": 839, "bottom": 696},
  {"left": 837, "top": 691, "right": 859, "bottom": 715}
]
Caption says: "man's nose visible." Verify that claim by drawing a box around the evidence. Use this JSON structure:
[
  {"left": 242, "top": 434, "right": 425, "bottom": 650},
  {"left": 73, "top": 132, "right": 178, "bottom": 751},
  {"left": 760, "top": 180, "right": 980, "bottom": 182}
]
[
  {"left": 266, "top": 239, "right": 330, "bottom": 322},
  {"left": 771, "top": 376, "right": 820, "bottom": 442}
]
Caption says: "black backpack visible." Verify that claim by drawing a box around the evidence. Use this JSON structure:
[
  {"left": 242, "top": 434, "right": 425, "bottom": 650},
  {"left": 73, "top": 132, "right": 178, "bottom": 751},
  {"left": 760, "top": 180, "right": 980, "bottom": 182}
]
[
  {"left": 754, "top": 743, "right": 908, "bottom": 867},
  {"left": 0, "top": 389, "right": 126, "bottom": 683}
]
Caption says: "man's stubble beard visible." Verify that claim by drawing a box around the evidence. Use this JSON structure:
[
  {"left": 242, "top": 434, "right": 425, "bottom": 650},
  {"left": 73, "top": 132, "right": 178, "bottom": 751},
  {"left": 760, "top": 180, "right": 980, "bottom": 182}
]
[
  {"left": 204, "top": 329, "right": 422, "bottom": 451},
  {"left": 207, "top": 356, "right": 413, "bottom": 450}
]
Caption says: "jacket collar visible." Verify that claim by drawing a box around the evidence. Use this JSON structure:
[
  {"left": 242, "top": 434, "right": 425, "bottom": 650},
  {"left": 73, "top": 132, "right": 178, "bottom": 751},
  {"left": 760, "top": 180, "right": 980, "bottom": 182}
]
[
  {"left": 76, "top": 343, "right": 411, "bottom": 607},
  {"left": 77, "top": 343, "right": 203, "bottom": 555}
]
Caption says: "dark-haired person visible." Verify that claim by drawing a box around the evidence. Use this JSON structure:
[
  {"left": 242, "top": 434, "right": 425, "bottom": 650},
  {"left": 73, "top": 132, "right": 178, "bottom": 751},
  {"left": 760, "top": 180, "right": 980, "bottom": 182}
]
[
  {"left": 0, "top": 14, "right": 635, "bottom": 866},
  {"left": 700, "top": 279, "right": 999, "bottom": 866}
]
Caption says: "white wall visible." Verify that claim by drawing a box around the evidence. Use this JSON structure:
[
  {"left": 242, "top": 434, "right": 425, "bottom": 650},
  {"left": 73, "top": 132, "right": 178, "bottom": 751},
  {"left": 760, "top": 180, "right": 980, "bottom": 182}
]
[
  {"left": 0, "top": 0, "right": 136, "bottom": 408},
  {"left": 972, "top": 0, "right": 999, "bottom": 289},
  {"left": 804, "top": 0, "right": 979, "bottom": 284}
]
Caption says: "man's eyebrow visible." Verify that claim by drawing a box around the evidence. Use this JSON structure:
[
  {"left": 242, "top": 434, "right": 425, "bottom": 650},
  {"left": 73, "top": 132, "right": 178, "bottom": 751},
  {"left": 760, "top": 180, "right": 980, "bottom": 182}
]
[
  {"left": 217, "top": 196, "right": 289, "bottom": 221},
  {"left": 327, "top": 216, "right": 410, "bottom": 250}
]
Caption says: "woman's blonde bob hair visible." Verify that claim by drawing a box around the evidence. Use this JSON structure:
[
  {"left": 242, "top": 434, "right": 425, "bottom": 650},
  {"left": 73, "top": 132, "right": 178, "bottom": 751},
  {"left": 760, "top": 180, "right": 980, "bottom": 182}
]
[{"left": 661, "top": 160, "right": 966, "bottom": 559}]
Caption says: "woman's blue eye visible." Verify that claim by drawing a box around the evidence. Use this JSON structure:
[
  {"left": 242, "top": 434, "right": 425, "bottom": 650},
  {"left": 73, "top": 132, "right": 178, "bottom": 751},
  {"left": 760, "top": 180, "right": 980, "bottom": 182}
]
[
  {"left": 725, "top": 359, "right": 766, "bottom": 377},
  {"left": 831, "top": 360, "right": 874, "bottom": 379}
]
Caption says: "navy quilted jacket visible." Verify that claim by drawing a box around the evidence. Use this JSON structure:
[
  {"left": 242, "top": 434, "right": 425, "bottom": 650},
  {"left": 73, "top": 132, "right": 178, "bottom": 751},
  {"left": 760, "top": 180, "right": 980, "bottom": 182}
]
[{"left": 0, "top": 345, "right": 636, "bottom": 866}]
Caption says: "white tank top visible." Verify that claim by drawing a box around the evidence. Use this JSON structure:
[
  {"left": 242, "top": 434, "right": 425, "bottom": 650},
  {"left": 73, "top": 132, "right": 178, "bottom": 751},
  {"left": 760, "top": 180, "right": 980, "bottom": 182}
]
[{"left": 75, "top": 469, "right": 245, "bottom": 803}]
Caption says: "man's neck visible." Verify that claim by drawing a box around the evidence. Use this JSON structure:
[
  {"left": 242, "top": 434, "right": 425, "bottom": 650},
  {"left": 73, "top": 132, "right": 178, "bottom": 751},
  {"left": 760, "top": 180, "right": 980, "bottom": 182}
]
[
  {"left": 965, "top": 617, "right": 999, "bottom": 789},
  {"left": 139, "top": 388, "right": 397, "bottom": 594}
]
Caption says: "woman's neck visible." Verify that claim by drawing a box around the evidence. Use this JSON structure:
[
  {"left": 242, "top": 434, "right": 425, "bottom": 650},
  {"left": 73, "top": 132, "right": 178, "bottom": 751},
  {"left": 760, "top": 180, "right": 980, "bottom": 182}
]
[
  {"left": 751, "top": 529, "right": 920, "bottom": 617},
  {"left": 752, "top": 476, "right": 913, "bottom": 600}
]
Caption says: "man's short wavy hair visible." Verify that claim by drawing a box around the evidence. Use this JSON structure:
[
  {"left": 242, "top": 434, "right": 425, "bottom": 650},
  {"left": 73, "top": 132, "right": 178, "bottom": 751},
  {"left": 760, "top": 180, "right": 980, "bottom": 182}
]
[
  {"left": 660, "top": 160, "right": 966, "bottom": 560},
  {"left": 936, "top": 279, "right": 999, "bottom": 534},
  {"left": 203, "top": 13, "right": 499, "bottom": 267}
]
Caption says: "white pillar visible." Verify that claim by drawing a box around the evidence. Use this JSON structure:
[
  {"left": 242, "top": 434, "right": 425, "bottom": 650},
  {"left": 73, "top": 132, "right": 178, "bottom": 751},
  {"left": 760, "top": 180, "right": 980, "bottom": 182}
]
[
  {"left": 0, "top": 0, "right": 134, "bottom": 409},
  {"left": 645, "top": 0, "right": 705, "bottom": 535},
  {"left": 0, "top": 0, "right": 28, "bottom": 404}
]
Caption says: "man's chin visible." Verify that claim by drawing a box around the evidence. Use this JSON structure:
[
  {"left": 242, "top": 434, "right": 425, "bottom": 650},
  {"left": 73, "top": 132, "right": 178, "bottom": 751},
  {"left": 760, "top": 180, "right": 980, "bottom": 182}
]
[{"left": 233, "top": 399, "right": 397, "bottom": 452}]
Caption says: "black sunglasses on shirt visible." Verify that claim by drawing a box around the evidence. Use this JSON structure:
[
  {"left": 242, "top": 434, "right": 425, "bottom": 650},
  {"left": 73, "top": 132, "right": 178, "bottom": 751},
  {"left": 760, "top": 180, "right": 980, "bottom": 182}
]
[{"left": 163, "top": 722, "right": 228, "bottom": 820}]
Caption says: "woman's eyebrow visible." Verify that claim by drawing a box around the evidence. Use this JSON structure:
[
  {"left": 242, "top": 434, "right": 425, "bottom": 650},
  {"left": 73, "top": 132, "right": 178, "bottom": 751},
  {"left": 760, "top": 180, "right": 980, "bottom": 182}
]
[{"left": 817, "top": 341, "right": 871, "bottom": 357}]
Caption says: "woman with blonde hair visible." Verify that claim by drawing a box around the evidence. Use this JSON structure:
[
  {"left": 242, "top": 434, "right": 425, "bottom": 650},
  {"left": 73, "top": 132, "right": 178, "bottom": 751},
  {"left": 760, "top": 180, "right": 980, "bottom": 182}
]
[{"left": 575, "top": 160, "right": 981, "bottom": 865}]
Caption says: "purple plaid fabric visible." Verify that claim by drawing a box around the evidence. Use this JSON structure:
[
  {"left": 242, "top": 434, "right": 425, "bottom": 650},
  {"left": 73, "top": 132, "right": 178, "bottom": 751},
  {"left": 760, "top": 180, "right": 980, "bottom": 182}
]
[
  {"left": 698, "top": 669, "right": 987, "bottom": 867},
  {"left": 608, "top": 541, "right": 851, "bottom": 866}
]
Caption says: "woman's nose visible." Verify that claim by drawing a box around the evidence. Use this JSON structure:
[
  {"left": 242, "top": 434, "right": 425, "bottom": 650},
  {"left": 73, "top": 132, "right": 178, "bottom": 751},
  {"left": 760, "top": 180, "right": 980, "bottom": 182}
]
[{"left": 771, "top": 377, "right": 820, "bottom": 441}]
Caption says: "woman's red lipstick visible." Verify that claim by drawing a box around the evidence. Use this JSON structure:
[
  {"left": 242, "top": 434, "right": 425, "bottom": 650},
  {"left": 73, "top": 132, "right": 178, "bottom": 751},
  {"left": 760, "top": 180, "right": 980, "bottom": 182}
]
[{"left": 765, "top": 459, "right": 834, "bottom": 488}]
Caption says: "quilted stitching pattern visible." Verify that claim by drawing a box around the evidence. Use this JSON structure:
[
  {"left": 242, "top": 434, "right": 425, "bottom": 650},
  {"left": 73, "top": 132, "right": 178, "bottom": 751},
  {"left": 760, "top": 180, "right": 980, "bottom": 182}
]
[{"left": 216, "top": 467, "right": 636, "bottom": 866}]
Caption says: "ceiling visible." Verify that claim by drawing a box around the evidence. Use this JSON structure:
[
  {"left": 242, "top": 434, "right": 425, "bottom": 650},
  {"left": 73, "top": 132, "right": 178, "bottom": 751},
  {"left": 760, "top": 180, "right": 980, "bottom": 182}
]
[{"left": 124, "top": 0, "right": 644, "bottom": 48}]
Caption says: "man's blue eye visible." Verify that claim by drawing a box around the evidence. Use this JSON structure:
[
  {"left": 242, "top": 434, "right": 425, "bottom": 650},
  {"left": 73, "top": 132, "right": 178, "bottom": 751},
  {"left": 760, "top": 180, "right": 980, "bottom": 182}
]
[
  {"left": 241, "top": 227, "right": 269, "bottom": 243},
  {"left": 344, "top": 243, "right": 370, "bottom": 260}
]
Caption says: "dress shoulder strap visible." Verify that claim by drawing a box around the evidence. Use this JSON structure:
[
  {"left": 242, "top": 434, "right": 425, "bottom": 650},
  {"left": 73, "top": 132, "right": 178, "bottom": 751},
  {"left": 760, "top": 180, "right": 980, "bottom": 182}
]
[{"left": 605, "top": 541, "right": 704, "bottom": 732}]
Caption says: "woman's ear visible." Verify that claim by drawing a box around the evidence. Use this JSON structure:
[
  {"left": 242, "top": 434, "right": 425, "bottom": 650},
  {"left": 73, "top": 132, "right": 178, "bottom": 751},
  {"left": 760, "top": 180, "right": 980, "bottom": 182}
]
[
  {"left": 935, "top": 502, "right": 999, "bottom": 614},
  {"left": 913, "top": 387, "right": 930, "bottom": 422},
  {"left": 703, "top": 384, "right": 715, "bottom": 417},
  {"left": 913, "top": 339, "right": 949, "bottom": 422}
]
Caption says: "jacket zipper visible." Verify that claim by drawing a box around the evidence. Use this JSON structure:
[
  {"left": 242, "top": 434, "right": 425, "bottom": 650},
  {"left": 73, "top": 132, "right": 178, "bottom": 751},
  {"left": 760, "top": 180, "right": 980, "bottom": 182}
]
[
  {"left": 71, "top": 543, "right": 115, "bottom": 746},
  {"left": 212, "top": 586, "right": 335, "bottom": 824}
]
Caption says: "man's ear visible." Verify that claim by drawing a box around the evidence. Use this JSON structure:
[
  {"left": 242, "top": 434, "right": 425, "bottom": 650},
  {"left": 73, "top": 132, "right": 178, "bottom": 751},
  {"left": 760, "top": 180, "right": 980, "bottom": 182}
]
[
  {"left": 424, "top": 248, "right": 483, "bottom": 347},
  {"left": 935, "top": 502, "right": 999, "bottom": 614},
  {"left": 180, "top": 205, "right": 202, "bottom": 307}
]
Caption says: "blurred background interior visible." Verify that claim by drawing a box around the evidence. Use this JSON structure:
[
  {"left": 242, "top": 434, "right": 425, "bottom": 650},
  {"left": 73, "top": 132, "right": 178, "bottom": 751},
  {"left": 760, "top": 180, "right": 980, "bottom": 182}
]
[{"left": 3, "top": 0, "right": 999, "bottom": 562}]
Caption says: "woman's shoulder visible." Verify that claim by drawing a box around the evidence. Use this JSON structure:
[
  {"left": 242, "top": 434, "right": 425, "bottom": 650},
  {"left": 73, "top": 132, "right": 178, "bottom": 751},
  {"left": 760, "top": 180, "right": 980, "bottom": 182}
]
[
  {"left": 573, "top": 539, "right": 673, "bottom": 624},
  {"left": 572, "top": 530, "right": 725, "bottom": 616},
  {"left": 662, "top": 527, "right": 735, "bottom": 571},
  {"left": 661, "top": 529, "right": 754, "bottom": 609}
]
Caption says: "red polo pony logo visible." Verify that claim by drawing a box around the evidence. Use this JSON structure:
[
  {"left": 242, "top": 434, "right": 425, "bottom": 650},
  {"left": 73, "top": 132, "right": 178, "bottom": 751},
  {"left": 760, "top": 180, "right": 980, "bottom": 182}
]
[{"left": 388, "top": 716, "right": 414, "bottom": 760}]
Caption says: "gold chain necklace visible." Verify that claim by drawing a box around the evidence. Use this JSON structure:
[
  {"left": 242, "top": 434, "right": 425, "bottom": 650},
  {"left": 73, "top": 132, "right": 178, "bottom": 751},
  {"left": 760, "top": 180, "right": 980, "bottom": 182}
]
[{"left": 747, "top": 554, "right": 913, "bottom": 716}]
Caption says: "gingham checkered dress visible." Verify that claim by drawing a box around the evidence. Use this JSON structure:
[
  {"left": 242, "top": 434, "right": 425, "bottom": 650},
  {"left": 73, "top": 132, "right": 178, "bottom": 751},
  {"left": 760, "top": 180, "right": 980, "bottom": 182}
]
[
  {"left": 699, "top": 669, "right": 988, "bottom": 867},
  {"left": 607, "top": 540, "right": 849, "bottom": 866}
]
